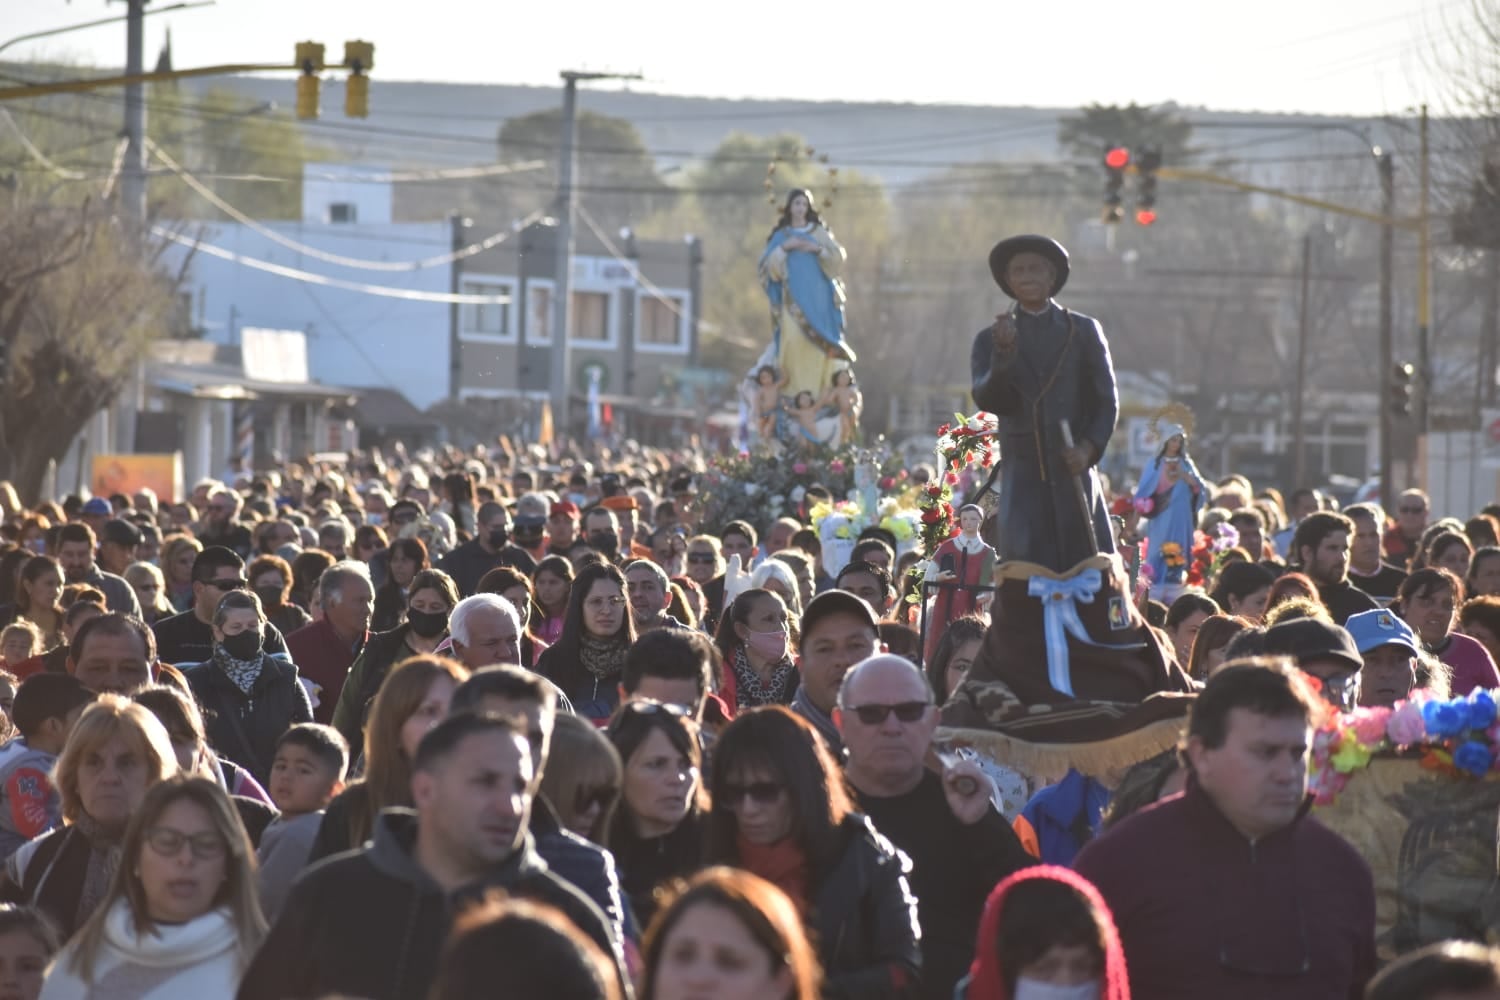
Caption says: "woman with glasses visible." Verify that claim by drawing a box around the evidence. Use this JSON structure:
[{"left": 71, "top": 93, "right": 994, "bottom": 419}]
[
  {"left": 333, "top": 568, "right": 458, "bottom": 751},
  {"left": 539, "top": 713, "right": 623, "bottom": 846},
  {"left": 352, "top": 524, "right": 388, "bottom": 566},
  {"left": 537, "top": 564, "right": 637, "bottom": 721},
  {"left": 532, "top": 556, "right": 573, "bottom": 646},
  {"left": 181, "top": 591, "right": 314, "bottom": 786},
  {"left": 123, "top": 563, "right": 173, "bottom": 626},
  {"left": 683, "top": 537, "right": 725, "bottom": 631},
  {"left": 714, "top": 589, "right": 799, "bottom": 712},
  {"left": 2, "top": 697, "right": 179, "bottom": 939},
  {"left": 369, "top": 537, "right": 429, "bottom": 634},
  {"left": 642, "top": 867, "right": 822, "bottom": 1000},
  {"left": 309, "top": 654, "right": 469, "bottom": 861},
  {"left": 39, "top": 776, "right": 265, "bottom": 998},
  {"left": 606, "top": 701, "right": 706, "bottom": 928},
  {"left": 248, "top": 555, "right": 312, "bottom": 641},
  {"left": 706, "top": 706, "right": 920, "bottom": 999},
  {"left": 477, "top": 567, "right": 550, "bottom": 671}
]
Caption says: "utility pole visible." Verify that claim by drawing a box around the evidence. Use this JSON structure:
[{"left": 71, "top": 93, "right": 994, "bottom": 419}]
[
  {"left": 550, "top": 69, "right": 641, "bottom": 439},
  {"left": 1292, "top": 232, "right": 1313, "bottom": 488},
  {"left": 1417, "top": 105, "right": 1433, "bottom": 457},
  {"left": 1378, "top": 151, "right": 1396, "bottom": 513},
  {"left": 121, "top": 0, "right": 148, "bottom": 230}
]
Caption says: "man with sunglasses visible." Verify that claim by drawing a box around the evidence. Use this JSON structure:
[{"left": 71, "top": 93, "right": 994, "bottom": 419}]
[
  {"left": 152, "top": 546, "right": 292, "bottom": 666},
  {"left": 837, "top": 653, "right": 1031, "bottom": 1000},
  {"left": 1075, "top": 659, "right": 1375, "bottom": 999}
]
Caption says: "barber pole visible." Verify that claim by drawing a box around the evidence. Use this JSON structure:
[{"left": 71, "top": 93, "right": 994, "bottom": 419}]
[{"left": 236, "top": 403, "right": 254, "bottom": 474}]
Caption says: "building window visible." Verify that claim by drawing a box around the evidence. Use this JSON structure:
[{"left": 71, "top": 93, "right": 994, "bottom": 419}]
[
  {"left": 571, "top": 291, "right": 610, "bottom": 342},
  {"left": 328, "top": 202, "right": 358, "bottom": 224},
  {"left": 461, "top": 280, "right": 512, "bottom": 337},
  {"left": 527, "top": 284, "right": 552, "bottom": 344},
  {"left": 639, "top": 295, "right": 685, "bottom": 348}
]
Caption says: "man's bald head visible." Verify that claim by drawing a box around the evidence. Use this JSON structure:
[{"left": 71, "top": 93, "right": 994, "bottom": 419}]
[{"left": 838, "top": 652, "right": 933, "bottom": 710}]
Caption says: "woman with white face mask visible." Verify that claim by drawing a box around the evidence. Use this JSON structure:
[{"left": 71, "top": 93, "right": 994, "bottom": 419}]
[
  {"left": 959, "top": 866, "right": 1129, "bottom": 1000},
  {"left": 714, "top": 590, "right": 799, "bottom": 711}
]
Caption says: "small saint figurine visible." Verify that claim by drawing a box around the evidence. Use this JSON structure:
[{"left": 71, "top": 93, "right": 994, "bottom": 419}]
[
  {"left": 923, "top": 503, "right": 998, "bottom": 663},
  {"left": 819, "top": 369, "right": 861, "bottom": 446}
]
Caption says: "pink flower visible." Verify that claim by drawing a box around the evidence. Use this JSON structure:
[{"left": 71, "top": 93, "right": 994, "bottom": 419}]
[
  {"left": 792, "top": 462, "right": 808, "bottom": 474},
  {"left": 1311, "top": 727, "right": 1340, "bottom": 766},
  {"left": 878, "top": 476, "right": 895, "bottom": 489},
  {"left": 1348, "top": 707, "right": 1392, "bottom": 746},
  {"left": 1386, "top": 701, "right": 1427, "bottom": 746},
  {"left": 1132, "top": 497, "right": 1155, "bottom": 516},
  {"left": 829, "top": 460, "right": 845, "bottom": 473}
]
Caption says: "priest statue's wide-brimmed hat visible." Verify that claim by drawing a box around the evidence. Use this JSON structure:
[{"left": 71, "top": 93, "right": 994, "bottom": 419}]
[{"left": 988, "top": 235, "right": 1070, "bottom": 299}]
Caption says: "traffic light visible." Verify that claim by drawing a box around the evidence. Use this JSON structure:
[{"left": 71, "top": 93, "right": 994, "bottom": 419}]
[
  {"left": 1136, "top": 147, "right": 1162, "bottom": 226},
  {"left": 1103, "top": 146, "right": 1129, "bottom": 223},
  {"left": 1390, "top": 361, "right": 1414, "bottom": 417},
  {"left": 294, "top": 42, "right": 325, "bottom": 119},
  {"left": 344, "top": 40, "right": 373, "bottom": 118}
]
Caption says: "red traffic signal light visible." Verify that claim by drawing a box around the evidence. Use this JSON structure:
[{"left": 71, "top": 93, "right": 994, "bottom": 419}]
[
  {"left": 1135, "top": 209, "right": 1157, "bottom": 226},
  {"left": 1104, "top": 147, "right": 1131, "bottom": 171}
]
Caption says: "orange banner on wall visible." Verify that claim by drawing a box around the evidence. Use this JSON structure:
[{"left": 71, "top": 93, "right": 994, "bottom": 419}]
[{"left": 90, "top": 454, "right": 182, "bottom": 505}]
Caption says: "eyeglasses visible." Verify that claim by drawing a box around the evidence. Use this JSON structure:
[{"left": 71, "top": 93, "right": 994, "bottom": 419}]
[
  {"left": 145, "top": 826, "right": 226, "bottom": 861},
  {"left": 575, "top": 785, "right": 618, "bottom": 814},
  {"left": 203, "top": 577, "right": 247, "bottom": 591},
  {"left": 585, "top": 596, "right": 627, "bottom": 611},
  {"left": 720, "top": 781, "right": 784, "bottom": 806},
  {"left": 846, "top": 701, "right": 932, "bottom": 726},
  {"left": 687, "top": 553, "right": 717, "bottom": 564}
]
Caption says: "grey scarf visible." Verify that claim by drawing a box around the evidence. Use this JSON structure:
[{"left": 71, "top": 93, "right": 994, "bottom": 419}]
[{"left": 212, "top": 645, "right": 264, "bottom": 695}]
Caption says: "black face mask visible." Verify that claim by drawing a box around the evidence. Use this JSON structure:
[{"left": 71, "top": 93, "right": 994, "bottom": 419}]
[
  {"left": 254, "top": 585, "right": 284, "bottom": 610},
  {"left": 487, "top": 528, "right": 509, "bottom": 549},
  {"left": 219, "top": 629, "right": 261, "bottom": 661},
  {"left": 589, "top": 532, "right": 619, "bottom": 557},
  {"left": 407, "top": 607, "right": 448, "bottom": 639}
]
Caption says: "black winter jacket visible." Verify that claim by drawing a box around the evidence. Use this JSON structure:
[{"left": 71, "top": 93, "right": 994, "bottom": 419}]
[
  {"left": 184, "top": 654, "right": 314, "bottom": 784},
  {"left": 236, "top": 808, "right": 624, "bottom": 1000},
  {"left": 813, "top": 815, "right": 923, "bottom": 1000}
]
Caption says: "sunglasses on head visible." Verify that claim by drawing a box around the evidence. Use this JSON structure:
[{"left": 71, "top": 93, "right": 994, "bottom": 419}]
[
  {"left": 846, "top": 701, "right": 931, "bottom": 726},
  {"left": 687, "top": 553, "right": 717, "bottom": 564},
  {"left": 720, "top": 781, "right": 784, "bottom": 806}
]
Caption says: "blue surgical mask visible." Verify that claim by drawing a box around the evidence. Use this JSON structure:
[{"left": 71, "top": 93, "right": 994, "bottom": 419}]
[{"left": 1013, "top": 979, "right": 1100, "bottom": 1000}]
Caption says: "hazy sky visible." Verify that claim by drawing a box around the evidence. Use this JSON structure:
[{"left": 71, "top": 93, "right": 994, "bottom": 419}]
[{"left": 2, "top": 0, "right": 1459, "bottom": 115}]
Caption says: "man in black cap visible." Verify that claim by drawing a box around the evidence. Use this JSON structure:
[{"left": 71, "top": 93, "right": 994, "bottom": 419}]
[
  {"left": 971, "top": 235, "right": 1118, "bottom": 571},
  {"left": 1263, "top": 617, "right": 1364, "bottom": 711}
]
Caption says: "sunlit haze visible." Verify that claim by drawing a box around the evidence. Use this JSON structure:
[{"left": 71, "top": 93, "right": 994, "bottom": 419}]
[{"left": 4, "top": 0, "right": 1456, "bottom": 115}]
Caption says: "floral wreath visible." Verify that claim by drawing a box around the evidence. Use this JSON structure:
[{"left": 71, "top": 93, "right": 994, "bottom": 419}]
[
  {"left": 765, "top": 145, "right": 840, "bottom": 214},
  {"left": 907, "top": 413, "right": 998, "bottom": 603},
  {"left": 1309, "top": 689, "right": 1500, "bottom": 805}
]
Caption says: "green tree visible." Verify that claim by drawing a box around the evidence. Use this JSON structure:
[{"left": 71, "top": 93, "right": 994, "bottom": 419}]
[{"left": 1057, "top": 102, "right": 1196, "bottom": 164}]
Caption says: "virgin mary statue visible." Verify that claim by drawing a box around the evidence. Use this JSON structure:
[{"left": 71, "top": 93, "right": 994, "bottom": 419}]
[{"left": 758, "top": 189, "right": 854, "bottom": 401}]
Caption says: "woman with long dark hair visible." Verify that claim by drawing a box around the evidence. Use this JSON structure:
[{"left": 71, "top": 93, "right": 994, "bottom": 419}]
[
  {"left": 536, "top": 563, "right": 637, "bottom": 721},
  {"left": 606, "top": 702, "right": 706, "bottom": 929},
  {"left": 1207, "top": 561, "right": 1274, "bottom": 624},
  {"left": 927, "top": 614, "right": 987, "bottom": 705},
  {"left": 532, "top": 555, "right": 573, "bottom": 646},
  {"left": 1162, "top": 593, "right": 1218, "bottom": 667},
  {"left": 714, "top": 589, "right": 798, "bottom": 712},
  {"left": 1183, "top": 614, "right": 1252, "bottom": 680},
  {"left": 706, "top": 706, "right": 920, "bottom": 999},
  {"left": 370, "top": 537, "right": 428, "bottom": 634},
  {"left": 13, "top": 558, "right": 63, "bottom": 651},
  {"left": 1396, "top": 567, "right": 1500, "bottom": 696}
]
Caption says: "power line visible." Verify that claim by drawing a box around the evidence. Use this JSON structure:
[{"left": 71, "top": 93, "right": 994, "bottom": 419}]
[{"left": 152, "top": 225, "right": 514, "bottom": 304}]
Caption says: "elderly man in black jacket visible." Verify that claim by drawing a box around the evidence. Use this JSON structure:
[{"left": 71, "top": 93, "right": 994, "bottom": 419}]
[
  {"left": 970, "top": 235, "right": 1118, "bottom": 571},
  {"left": 838, "top": 654, "right": 1033, "bottom": 1000},
  {"left": 237, "top": 712, "right": 623, "bottom": 1000}
]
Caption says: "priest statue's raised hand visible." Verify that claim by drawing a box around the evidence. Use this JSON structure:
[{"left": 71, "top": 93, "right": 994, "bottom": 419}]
[{"left": 969, "top": 235, "right": 1118, "bottom": 572}]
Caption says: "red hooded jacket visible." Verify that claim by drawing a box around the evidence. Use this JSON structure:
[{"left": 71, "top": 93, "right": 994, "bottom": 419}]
[{"left": 963, "top": 865, "right": 1130, "bottom": 1000}]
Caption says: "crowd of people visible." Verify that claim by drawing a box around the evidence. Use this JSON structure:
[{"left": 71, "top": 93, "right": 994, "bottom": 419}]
[{"left": 0, "top": 451, "right": 1490, "bottom": 999}]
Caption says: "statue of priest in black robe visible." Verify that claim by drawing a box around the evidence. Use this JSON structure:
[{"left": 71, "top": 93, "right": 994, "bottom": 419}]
[{"left": 970, "top": 235, "right": 1118, "bottom": 572}]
